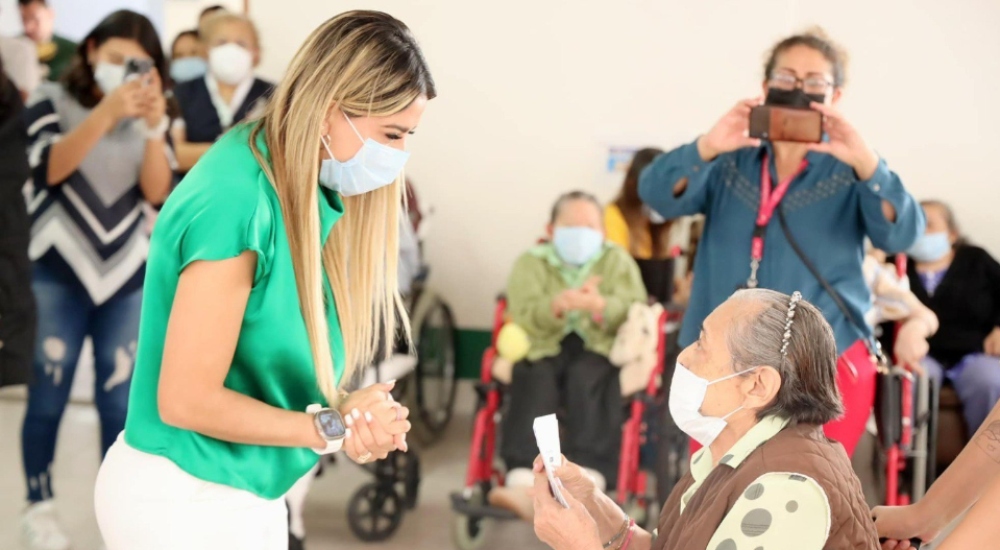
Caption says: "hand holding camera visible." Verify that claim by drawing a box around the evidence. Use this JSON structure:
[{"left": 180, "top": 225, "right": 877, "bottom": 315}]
[
  {"left": 696, "top": 96, "right": 764, "bottom": 162},
  {"left": 745, "top": 83, "right": 879, "bottom": 179},
  {"left": 136, "top": 68, "right": 167, "bottom": 130},
  {"left": 805, "top": 102, "right": 879, "bottom": 180},
  {"left": 97, "top": 58, "right": 165, "bottom": 129}
]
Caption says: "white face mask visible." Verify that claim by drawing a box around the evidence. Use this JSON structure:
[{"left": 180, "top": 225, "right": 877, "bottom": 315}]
[
  {"left": 209, "top": 43, "right": 253, "bottom": 85},
  {"left": 668, "top": 362, "right": 755, "bottom": 447},
  {"left": 93, "top": 62, "right": 126, "bottom": 95}
]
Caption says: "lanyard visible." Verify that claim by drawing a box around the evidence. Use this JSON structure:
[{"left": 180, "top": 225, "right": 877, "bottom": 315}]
[{"left": 746, "top": 154, "right": 808, "bottom": 288}]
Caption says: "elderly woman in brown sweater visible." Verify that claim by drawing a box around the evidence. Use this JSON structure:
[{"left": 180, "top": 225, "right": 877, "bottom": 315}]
[{"left": 532, "top": 289, "right": 879, "bottom": 550}]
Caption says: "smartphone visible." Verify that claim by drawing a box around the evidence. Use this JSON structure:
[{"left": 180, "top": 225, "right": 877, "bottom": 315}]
[
  {"left": 749, "top": 105, "right": 823, "bottom": 143},
  {"left": 123, "top": 58, "right": 153, "bottom": 84}
]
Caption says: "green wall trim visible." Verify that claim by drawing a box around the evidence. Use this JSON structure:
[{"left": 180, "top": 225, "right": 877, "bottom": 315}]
[{"left": 456, "top": 328, "right": 492, "bottom": 379}]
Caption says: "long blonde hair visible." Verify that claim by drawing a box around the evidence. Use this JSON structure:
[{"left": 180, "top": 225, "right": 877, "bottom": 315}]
[{"left": 249, "top": 11, "right": 435, "bottom": 404}]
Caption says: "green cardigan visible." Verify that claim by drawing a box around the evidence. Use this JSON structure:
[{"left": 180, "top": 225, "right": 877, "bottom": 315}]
[{"left": 506, "top": 242, "right": 647, "bottom": 361}]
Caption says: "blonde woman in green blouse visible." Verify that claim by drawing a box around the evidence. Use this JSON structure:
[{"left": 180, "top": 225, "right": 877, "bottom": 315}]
[{"left": 93, "top": 11, "right": 435, "bottom": 549}]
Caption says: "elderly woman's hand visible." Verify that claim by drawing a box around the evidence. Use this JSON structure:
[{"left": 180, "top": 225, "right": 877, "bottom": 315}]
[
  {"left": 532, "top": 472, "right": 602, "bottom": 550},
  {"left": 894, "top": 320, "right": 929, "bottom": 375},
  {"left": 533, "top": 455, "right": 598, "bottom": 503}
]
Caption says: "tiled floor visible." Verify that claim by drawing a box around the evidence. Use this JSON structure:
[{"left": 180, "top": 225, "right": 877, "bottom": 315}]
[
  {"left": 0, "top": 383, "right": 546, "bottom": 550},
  {"left": 0, "top": 382, "right": 956, "bottom": 550}
]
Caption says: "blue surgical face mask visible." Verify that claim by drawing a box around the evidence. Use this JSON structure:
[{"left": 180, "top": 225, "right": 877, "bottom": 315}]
[
  {"left": 170, "top": 57, "right": 207, "bottom": 83},
  {"left": 319, "top": 112, "right": 410, "bottom": 196},
  {"left": 553, "top": 227, "right": 604, "bottom": 266},
  {"left": 907, "top": 232, "right": 952, "bottom": 262}
]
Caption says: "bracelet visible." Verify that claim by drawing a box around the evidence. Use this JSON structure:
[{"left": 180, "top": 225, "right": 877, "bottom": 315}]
[
  {"left": 602, "top": 517, "right": 629, "bottom": 549},
  {"left": 616, "top": 519, "right": 636, "bottom": 550}
]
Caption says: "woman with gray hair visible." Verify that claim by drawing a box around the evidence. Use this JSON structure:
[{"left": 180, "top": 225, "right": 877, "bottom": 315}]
[{"left": 532, "top": 289, "right": 879, "bottom": 550}]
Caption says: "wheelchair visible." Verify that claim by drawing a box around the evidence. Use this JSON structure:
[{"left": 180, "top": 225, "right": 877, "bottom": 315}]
[
  {"left": 403, "top": 266, "right": 460, "bottom": 444},
  {"left": 874, "top": 255, "right": 954, "bottom": 507},
  {"left": 875, "top": 345, "right": 936, "bottom": 506},
  {"left": 338, "top": 227, "right": 459, "bottom": 543},
  {"left": 449, "top": 295, "right": 682, "bottom": 549}
]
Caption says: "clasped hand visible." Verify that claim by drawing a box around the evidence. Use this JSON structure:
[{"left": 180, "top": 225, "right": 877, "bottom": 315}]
[
  {"left": 336, "top": 381, "right": 412, "bottom": 463},
  {"left": 552, "top": 277, "right": 605, "bottom": 318}
]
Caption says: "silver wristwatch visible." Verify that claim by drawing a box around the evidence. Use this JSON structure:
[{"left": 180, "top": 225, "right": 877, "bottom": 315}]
[{"left": 306, "top": 404, "right": 346, "bottom": 455}]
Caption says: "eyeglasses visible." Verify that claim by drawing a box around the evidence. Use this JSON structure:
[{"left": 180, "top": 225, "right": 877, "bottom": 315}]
[{"left": 769, "top": 72, "right": 833, "bottom": 95}]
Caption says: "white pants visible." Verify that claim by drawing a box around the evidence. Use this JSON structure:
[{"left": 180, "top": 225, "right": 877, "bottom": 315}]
[{"left": 94, "top": 434, "right": 288, "bottom": 550}]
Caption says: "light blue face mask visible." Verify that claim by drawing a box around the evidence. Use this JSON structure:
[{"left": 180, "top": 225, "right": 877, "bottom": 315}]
[
  {"left": 907, "top": 231, "right": 952, "bottom": 262},
  {"left": 319, "top": 112, "right": 410, "bottom": 196},
  {"left": 553, "top": 227, "right": 604, "bottom": 266},
  {"left": 170, "top": 57, "right": 207, "bottom": 83}
]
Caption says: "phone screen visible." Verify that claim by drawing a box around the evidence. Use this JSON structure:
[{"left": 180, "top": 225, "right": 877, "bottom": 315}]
[{"left": 123, "top": 58, "right": 153, "bottom": 84}]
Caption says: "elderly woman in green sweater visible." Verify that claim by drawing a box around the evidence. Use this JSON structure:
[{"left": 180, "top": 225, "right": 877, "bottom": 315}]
[{"left": 489, "top": 190, "right": 647, "bottom": 519}]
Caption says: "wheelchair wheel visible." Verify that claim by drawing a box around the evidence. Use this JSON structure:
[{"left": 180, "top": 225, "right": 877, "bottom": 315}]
[
  {"left": 400, "top": 451, "right": 421, "bottom": 509},
  {"left": 654, "top": 428, "right": 689, "bottom": 507},
  {"left": 362, "top": 450, "right": 421, "bottom": 510},
  {"left": 452, "top": 487, "right": 490, "bottom": 550},
  {"left": 347, "top": 482, "right": 404, "bottom": 542},
  {"left": 410, "top": 298, "right": 458, "bottom": 444},
  {"left": 926, "top": 380, "right": 940, "bottom": 488}
]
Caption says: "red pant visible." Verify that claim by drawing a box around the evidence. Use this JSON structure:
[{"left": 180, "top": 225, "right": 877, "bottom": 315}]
[
  {"left": 688, "top": 340, "right": 876, "bottom": 458},
  {"left": 822, "top": 339, "right": 877, "bottom": 457}
]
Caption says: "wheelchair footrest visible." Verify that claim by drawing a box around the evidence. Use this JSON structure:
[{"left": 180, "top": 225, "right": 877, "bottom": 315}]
[{"left": 449, "top": 492, "right": 518, "bottom": 520}]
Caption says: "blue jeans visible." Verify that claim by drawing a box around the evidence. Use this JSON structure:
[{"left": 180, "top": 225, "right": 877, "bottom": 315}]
[
  {"left": 21, "top": 262, "right": 142, "bottom": 503},
  {"left": 923, "top": 353, "right": 1000, "bottom": 433}
]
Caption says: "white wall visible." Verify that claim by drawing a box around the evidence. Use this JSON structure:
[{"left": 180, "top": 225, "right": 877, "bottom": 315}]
[
  {"left": 163, "top": 0, "right": 243, "bottom": 45},
  {"left": 0, "top": 0, "right": 20, "bottom": 35},
  {"left": 1, "top": 0, "right": 243, "bottom": 49},
  {"left": 9, "top": 0, "right": 996, "bottom": 333},
  {"left": 252, "top": 0, "right": 1000, "bottom": 329},
  {"left": 0, "top": 0, "right": 165, "bottom": 40}
]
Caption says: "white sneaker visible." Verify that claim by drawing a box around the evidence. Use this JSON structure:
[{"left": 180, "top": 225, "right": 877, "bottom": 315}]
[{"left": 20, "top": 501, "right": 71, "bottom": 550}]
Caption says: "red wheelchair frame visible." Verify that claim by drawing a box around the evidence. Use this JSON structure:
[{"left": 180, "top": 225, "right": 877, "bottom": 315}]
[
  {"left": 451, "top": 296, "right": 672, "bottom": 547},
  {"left": 883, "top": 254, "right": 934, "bottom": 507},
  {"left": 461, "top": 296, "right": 508, "bottom": 495},
  {"left": 615, "top": 306, "right": 671, "bottom": 509}
]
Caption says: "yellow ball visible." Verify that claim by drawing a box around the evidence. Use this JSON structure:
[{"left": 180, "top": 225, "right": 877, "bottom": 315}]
[{"left": 496, "top": 322, "right": 531, "bottom": 362}]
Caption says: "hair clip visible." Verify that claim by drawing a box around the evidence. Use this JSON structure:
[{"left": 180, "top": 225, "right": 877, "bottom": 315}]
[{"left": 780, "top": 291, "right": 803, "bottom": 357}]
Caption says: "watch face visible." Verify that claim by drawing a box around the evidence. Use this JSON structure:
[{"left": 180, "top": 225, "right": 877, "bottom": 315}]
[{"left": 317, "top": 410, "right": 346, "bottom": 439}]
